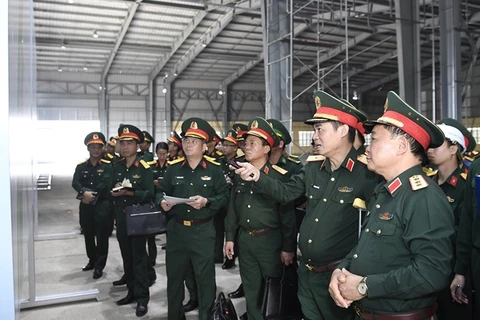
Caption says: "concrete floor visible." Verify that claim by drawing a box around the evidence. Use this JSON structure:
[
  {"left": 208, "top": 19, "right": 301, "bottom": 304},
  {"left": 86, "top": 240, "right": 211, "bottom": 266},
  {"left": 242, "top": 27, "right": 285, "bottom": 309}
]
[{"left": 20, "top": 175, "right": 245, "bottom": 319}]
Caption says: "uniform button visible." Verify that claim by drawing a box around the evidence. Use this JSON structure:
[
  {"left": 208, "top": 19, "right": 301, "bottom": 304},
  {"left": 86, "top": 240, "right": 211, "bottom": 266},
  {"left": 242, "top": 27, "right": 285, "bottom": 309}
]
[
  {"left": 250, "top": 191, "right": 253, "bottom": 194},
  {"left": 204, "top": 184, "right": 207, "bottom": 187},
  {"left": 308, "top": 239, "right": 312, "bottom": 243},
  {"left": 366, "top": 211, "right": 370, "bottom": 216},
  {"left": 90, "top": 182, "right": 93, "bottom": 185},
  {"left": 323, "top": 198, "right": 327, "bottom": 202},
  {"left": 314, "top": 218, "right": 318, "bottom": 222},
  {"left": 247, "top": 205, "right": 251, "bottom": 208},
  {"left": 331, "top": 177, "right": 335, "bottom": 181},
  {"left": 190, "top": 183, "right": 193, "bottom": 186},
  {"left": 340, "top": 199, "right": 344, "bottom": 204},
  {"left": 126, "top": 169, "right": 128, "bottom": 171},
  {"left": 375, "top": 204, "right": 380, "bottom": 208},
  {"left": 237, "top": 190, "right": 241, "bottom": 193},
  {"left": 247, "top": 219, "right": 250, "bottom": 223},
  {"left": 353, "top": 254, "right": 358, "bottom": 259},
  {"left": 377, "top": 229, "right": 382, "bottom": 235},
  {"left": 365, "top": 228, "right": 369, "bottom": 233},
  {"left": 309, "top": 195, "right": 313, "bottom": 199},
  {"left": 187, "top": 210, "right": 190, "bottom": 213},
  {"left": 308, "top": 259, "right": 311, "bottom": 262}
]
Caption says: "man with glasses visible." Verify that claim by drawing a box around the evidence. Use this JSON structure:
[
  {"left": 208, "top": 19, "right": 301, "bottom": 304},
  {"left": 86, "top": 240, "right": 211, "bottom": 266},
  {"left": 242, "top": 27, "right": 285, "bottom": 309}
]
[{"left": 156, "top": 118, "right": 229, "bottom": 320}]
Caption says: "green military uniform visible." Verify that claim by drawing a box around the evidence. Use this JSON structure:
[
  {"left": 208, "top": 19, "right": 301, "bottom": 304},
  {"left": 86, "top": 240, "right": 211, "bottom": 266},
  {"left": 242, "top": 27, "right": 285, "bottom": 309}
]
[
  {"left": 337, "top": 91, "right": 454, "bottom": 319},
  {"left": 156, "top": 118, "right": 229, "bottom": 320},
  {"left": 456, "top": 158, "right": 480, "bottom": 317},
  {"left": 225, "top": 117, "right": 296, "bottom": 320},
  {"left": 137, "top": 131, "right": 155, "bottom": 162},
  {"left": 253, "top": 92, "right": 380, "bottom": 320},
  {"left": 112, "top": 125, "right": 155, "bottom": 306},
  {"left": 72, "top": 132, "right": 112, "bottom": 275},
  {"left": 104, "top": 152, "right": 121, "bottom": 162}
]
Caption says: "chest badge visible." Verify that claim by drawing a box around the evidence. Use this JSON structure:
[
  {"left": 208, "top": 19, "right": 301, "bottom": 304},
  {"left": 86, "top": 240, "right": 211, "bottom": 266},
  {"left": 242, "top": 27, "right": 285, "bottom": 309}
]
[
  {"left": 447, "top": 196, "right": 455, "bottom": 203},
  {"left": 379, "top": 212, "right": 393, "bottom": 221},
  {"left": 96, "top": 169, "right": 104, "bottom": 173},
  {"left": 338, "top": 186, "right": 353, "bottom": 193},
  {"left": 201, "top": 176, "right": 212, "bottom": 181},
  {"left": 132, "top": 174, "right": 141, "bottom": 179}
]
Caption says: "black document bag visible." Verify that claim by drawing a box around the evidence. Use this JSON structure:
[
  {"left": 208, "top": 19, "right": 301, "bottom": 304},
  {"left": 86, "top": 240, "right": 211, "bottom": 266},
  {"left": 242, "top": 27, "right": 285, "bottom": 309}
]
[
  {"left": 211, "top": 292, "right": 238, "bottom": 320},
  {"left": 125, "top": 202, "right": 166, "bottom": 236},
  {"left": 261, "top": 264, "right": 303, "bottom": 319}
]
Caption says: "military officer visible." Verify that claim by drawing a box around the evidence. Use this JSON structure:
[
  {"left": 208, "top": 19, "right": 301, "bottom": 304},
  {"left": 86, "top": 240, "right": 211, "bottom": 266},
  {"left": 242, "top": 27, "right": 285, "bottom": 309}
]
[
  {"left": 138, "top": 131, "right": 154, "bottom": 162},
  {"left": 111, "top": 124, "right": 155, "bottom": 317},
  {"left": 206, "top": 132, "right": 223, "bottom": 160},
  {"left": 341, "top": 100, "right": 369, "bottom": 154},
  {"left": 328, "top": 91, "right": 454, "bottom": 320},
  {"left": 72, "top": 132, "right": 112, "bottom": 280},
  {"left": 427, "top": 118, "right": 475, "bottom": 320},
  {"left": 225, "top": 117, "right": 296, "bottom": 320},
  {"left": 233, "top": 91, "right": 380, "bottom": 320},
  {"left": 233, "top": 123, "right": 248, "bottom": 161},
  {"left": 104, "top": 136, "right": 121, "bottom": 162},
  {"left": 167, "top": 131, "right": 183, "bottom": 161},
  {"left": 156, "top": 118, "right": 229, "bottom": 320}
]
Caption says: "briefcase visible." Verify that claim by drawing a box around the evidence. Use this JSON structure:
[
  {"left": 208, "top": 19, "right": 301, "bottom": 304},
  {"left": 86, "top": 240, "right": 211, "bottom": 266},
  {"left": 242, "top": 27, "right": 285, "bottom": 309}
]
[
  {"left": 125, "top": 202, "right": 167, "bottom": 236},
  {"left": 261, "top": 264, "right": 303, "bottom": 319},
  {"left": 211, "top": 292, "right": 238, "bottom": 320}
]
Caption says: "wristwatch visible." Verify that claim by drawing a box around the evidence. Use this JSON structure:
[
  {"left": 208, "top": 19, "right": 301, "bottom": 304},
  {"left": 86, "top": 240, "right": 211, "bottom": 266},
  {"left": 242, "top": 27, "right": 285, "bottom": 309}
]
[{"left": 357, "top": 277, "right": 368, "bottom": 297}]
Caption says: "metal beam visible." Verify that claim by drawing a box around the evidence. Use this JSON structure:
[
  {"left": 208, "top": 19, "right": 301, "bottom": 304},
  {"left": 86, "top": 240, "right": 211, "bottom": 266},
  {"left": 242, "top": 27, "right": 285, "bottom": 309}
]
[
  {"left": 102, "top": 1, "right": 141, "bottom": 80},
  {"left": 235, "top": 0, "right": 261, "bottom": 15},
  {"left": 165, "top": 9, "right": 234, "bottom": 84},
  {"left": 148, "top": 11, "right": 207, "bottom": 82},
  {"left": 311, "top": 3, "right": 391, "bottom": 22},
  {"left": 292, "top": 32, "right": 372, "bottom": 79}
]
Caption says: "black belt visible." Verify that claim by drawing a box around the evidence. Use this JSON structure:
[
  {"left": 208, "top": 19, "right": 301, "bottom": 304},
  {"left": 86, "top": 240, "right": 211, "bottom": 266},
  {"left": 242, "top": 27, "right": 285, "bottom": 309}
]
[
  {"left": 305, "top": 260, "right": 342, "bottom": 273},
  {"left": 353, "top": 303, "right": 437, "bottom": 320},
  {"left": 242, "top": 227, "right": 275, "bottom": 236},
  {"left": 175, "top": 217, "right": 212, "bottom": 227}
]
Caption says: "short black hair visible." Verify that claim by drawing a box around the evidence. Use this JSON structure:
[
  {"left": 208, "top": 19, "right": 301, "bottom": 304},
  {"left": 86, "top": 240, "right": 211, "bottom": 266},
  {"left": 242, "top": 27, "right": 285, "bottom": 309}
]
[
  {"left": 384, "top": 125, "right": 426, "bottom": 164},
  {"left": 328, "top": 120, "right": 355, "bottom": 144},
  {"left": 156, "top": 142, "right": 168, "bottom": 152}
]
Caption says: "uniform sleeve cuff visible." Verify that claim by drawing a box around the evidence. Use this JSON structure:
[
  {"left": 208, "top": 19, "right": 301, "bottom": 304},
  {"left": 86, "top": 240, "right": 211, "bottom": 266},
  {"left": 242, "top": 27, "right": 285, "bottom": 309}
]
[
  {"left": 454, "top": 262, "right": 468, "bottom": 276},
  {"left": 226, "top": 232, "right": 235, "bottom": 242},
  {"left": 364, "top": 274, "right": 386, "bottom": 299}
]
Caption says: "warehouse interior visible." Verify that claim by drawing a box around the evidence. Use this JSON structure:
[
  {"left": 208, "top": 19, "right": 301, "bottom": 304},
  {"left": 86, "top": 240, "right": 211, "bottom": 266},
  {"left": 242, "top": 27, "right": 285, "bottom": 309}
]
[{"left": 3, "top": 0, "right": 480, "bottom": 319}]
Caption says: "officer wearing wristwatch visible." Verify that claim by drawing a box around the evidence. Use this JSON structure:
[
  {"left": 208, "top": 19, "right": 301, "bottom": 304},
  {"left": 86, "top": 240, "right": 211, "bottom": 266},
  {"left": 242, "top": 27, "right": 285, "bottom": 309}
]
[{"left": 358, "top": 277, "right": 368, "bottom": 297}]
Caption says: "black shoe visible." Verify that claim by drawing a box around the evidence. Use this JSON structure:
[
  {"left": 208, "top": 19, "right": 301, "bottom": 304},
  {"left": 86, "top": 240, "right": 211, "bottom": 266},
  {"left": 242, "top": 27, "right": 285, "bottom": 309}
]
[
  {"left": 222, "top": 258, "right": 235, "bottom": 269},
  {"left": 228, "top": 284, "right": 244, "bottom": 299},
  {"left": 82, "top": 261, "right": 95, "bottom": 271},
  {"left": 113, "top": 275, "right": 126, "bottom": 286},
  {"left": 92, "top": 268, "right": 102, "bottom": 279},
  {"left": 183, "top": 299, "right": 198, "bottom": 312},
  {"left": 239, "top": 312, "right": 248, "bottom": 320},
  {"left": 116, "top": 291, "right": 135, "bottom": 306},
  {"left": 135, "top": 302, "right": 148, "bottom": 317}
]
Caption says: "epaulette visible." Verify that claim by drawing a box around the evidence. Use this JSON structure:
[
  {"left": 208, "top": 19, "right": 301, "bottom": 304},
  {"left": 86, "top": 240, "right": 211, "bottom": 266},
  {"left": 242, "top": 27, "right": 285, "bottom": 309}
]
[
  {"left": 272, "top": 164, "right": 288, "bottom": 175},
  {"left": 464, "top": 150, "right": 480, "bottom": 162},
  {"left": 290, "top": 154, "right": 299, "bottom": 159},
  {"left": 77, "top": 160, "right": 87, "bottom": 165},
  {"left": 306, "top": 155, "right": 326, "bottom": 162},
  {"left": 100, "top": 159, "right": 111, "bottom": 164},
  {"left": 106, "top": 153, "right": 114, "bottom": 159},
  {"left": 168, "top": 157, "right": 184, "bottom": 166},
  {"left": 357, "top": 153, "right": 368, "bottom": 165},
  {"left": 461, "top": 172, "right": 467, "bottom": 180},
  {"left": 287, "top": 156, "right": 301, "bottom": 164},
  {"left": 147, "top": 160, "right": 157, "bottom": 166},
  {"left": 113, "top": 158, "right": 125, "bottom": 165},
  {"left": 140, "top": 159, "right": 150, "bottom": 169},
  {"left": 203, "top": 155, "right": 221, "bottom": 166},
  {"left": 422, "top": 166, "right": 437, "bottom": 177},
  {"left": 236, "top": 149, "right": 245, "bottom": 157},
  {"left": 215, "top": 150, "right": 223, "bottom": 157},
  {"left": 409, "top": 174, "right": 429, "bottom": 191}
]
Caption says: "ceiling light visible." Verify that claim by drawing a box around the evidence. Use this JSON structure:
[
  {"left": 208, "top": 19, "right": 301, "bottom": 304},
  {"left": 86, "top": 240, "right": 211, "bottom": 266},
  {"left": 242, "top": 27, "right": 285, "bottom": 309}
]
[
  {"left": 352, "top": 90, "right": 359, "bottom": 101},
  {"left": 61, "top": 42, "right": 66, "bottom": 49},
  {"left": 164, "top": 72, "right": 168, "bottom": 78},
  {"left": 162, "top": 87, "right": 167, "bottom": 94},
  {"left": 99, "top": 86, "right": 102, "bottom": 90},
  {"left": 173, "top": 69, "right": 178, "bottom": 76},
  {"left": 58, "top": 67, "right": 62, "bottom": 72},
  {"left": 83, "top": 66, "right": 88, "bottom": 71},
  {"left": 201, "top": 40, "right": 207, "bottom": 48},
  {"left": 218, "top": 85, "right": 224, "bottom": 95},
  {"left": 93, "top": 30, "right": 99, "bottom": 38}
]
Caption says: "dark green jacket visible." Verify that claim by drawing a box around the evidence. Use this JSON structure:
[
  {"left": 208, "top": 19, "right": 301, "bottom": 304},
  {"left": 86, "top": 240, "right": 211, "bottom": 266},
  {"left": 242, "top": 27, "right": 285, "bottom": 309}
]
[
  {"left": 138, "top": 150, "right": 154, "bottom": 162},
  {"left": 72, "top": 158, "right": 112, "bottom": 202},
  {"left": 338, "top": 165, "right": 454, "bottom": 313},
  {"left": 155, "top": 156, "right": 229, "bottom": 220},
  {"left": 225, "top": 161, "right": 296, "bottom": 252},
  {"left": 150, "top": 160, "right": 169, "bottom": 183},
  {"left": 255, "top": 147, "right": 379, "bottom": 264},
  {"left": 455, "top": 158, "right": 480, "bottom": 275}
]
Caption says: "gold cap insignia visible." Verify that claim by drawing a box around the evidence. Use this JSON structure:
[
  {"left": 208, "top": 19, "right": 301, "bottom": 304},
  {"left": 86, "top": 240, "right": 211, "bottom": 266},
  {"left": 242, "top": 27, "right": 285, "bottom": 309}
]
[
  {"left": 190, "top": 121, "right": 198, "bottom": 129},
  {"left": 384, "top": 98, "right": 389, "bottom": 112},
  {"left": 235, "top": 126, "right": 241, "bottom": 132},
  {"left": 93, "top": 134, "right": 99, "bottom": 140},
  {"left": 251, "top": 120, "right": 258, "bottom": 129},
  {"left": 123, "top": 127, "right": 130, "bottom": 134},
  {"left": 315, "top": 96, "right": 322, "bottom": 109}
]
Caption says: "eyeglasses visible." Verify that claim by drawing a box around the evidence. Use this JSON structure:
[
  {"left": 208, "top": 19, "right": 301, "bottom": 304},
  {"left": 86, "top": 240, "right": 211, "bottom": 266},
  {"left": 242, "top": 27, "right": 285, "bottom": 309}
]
[
  {"left": 223, "top": 144, "right": 237, "bottom": 148},
  {"left": 182, "top": 137, "right": 202, "bottom": 146}
]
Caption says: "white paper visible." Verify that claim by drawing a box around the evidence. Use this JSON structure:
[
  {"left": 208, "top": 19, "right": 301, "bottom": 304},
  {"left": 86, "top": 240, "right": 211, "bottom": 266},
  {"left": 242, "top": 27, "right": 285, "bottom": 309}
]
[{"left": 164, "top": 195, "right": 196, "bottom": 204}]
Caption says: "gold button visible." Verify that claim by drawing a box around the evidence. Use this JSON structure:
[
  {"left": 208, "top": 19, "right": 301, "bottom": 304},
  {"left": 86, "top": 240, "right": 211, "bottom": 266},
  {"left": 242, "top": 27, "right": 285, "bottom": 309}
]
[
  {"left": 247, "top": 219, "right": 250, "bottom": 223},
  {"left": 314, "top": 218, "right": 318, "bottom": 222},
  {"left": 377, "top": 229, "right": 382, "bottom": 235},
  {"left": 309, "top": 195, "right": 313, "bottom": 199},
  {"left": 237, "top": 190, "right": 241, "bottom": 193},
  {"left": 340, "top": 199, "right": 344, "bottom": 204},
  {"left": 250, "top": 191, "right": 253, "bottom": 194},
  {"left": 375, "top": 204, "right": 380, "bottom": 208},
  {"left": 308, "top": 259, "right": 312, "bottom": 262},
  {"left": 353, "top": 254, "right": 358, "bottom": 259},
  {"left": 323, "top": 198, "right": 327, "bottom": 202},
  {"left": 331, "top": 177, "right": 335, "bottom": 181},
  {"left": 308, "top": 239, "right": 312, "bottom": 243},
  {"left": 204, "top": 184, "right": 207, "bottom": 187},
  {"left": 187, "top": 210, "right": 190, "bottom": 213},
  {"left": 247, "top": 205, "right": 251, "bottom": 208},
  {"left": 190, "top": 183, "right": 193, "bottom": 186},
  {"left": 365, "top": 228, "right": 369, "bottom": 233}
]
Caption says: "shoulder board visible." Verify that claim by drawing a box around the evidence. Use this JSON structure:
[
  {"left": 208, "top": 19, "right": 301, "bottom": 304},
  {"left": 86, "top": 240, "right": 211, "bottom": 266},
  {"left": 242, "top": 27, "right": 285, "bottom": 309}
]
[
  {"left": 306, "top": 155, "right": 326, "bottom": 162},
  {"left": 289, "top": 154, "right": 299, "bottom": 159},
  {"left": 461, "top": 172, "right": 467, "bottom": 180},
  {"left": 77, "top": 160, "right": 87, "bottom": 165},
  {"left": 100, "top": 159, "right": 111, "bottom": 164},
  {"left": 464, "top": 151, "right": 480, "bottom": 162},
  {"left": 409, "top": 174, "right": 429, "bottom": 191},
  {"left": 356, "top": 153, "right": 368, "bottom": 165},
  {"left": 422, "top": 166, "right": 437, "bottom": 177},
  {"left": 287, "top": 156, "right": 301, "bottom": 164},
  {"left": 168, "top": 158, "right": 184, "bottom": 166},
  {"left": 140, "top": 159, "right": 150, "bottom": 169},
  {"left": 107, "top": 153, "right": 114, "bottom": 159},
  {"left": 272, "top": 164, "right": 288, "bottom": 175},
  {"left": 203, "top": 155, "right": 221, "bottom": 166},
  {"left": 216, "top": 150, "right": 223, "bottom": 156},
  {"left": 147, "top": 160, "right": 157, "bottom": 166}
]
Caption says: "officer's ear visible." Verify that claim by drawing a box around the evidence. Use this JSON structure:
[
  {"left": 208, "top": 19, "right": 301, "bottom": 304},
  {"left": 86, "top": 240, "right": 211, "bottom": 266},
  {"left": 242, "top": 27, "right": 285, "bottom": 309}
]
[
  {"left": 278, "top": 140, "right": 285, "bottom": 149},
  {"left": 396, "top": 135, "right": 409, "bottom": 155}
]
